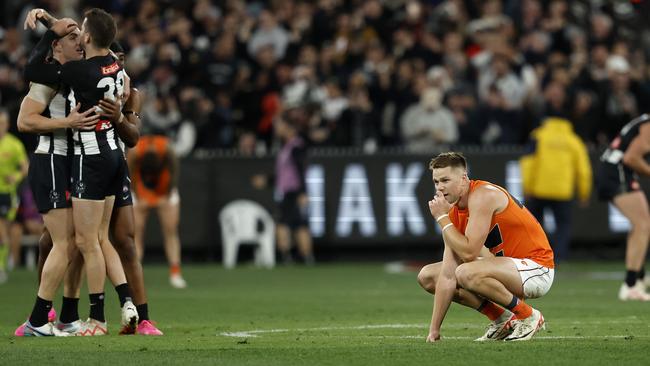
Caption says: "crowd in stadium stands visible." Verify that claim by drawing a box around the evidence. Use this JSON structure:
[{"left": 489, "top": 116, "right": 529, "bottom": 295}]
[{"left": 1, "top": 0, "right": 650, "bottom": 155}]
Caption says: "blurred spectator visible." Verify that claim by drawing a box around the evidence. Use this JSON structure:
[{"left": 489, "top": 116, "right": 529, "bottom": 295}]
[
  {"left": 1, "top": 0, "right": 649, "bottom": 153},
  {"left": 0, "top": 109, "right": 28, "bottom": 283},
  {"left": 446, "top": 86, "right": 484, "bottom": 145},
  {"left": 477, "top": 53, "right": 526, "bottom": 111},
  {"left": 401, "top": 88, "right": 457, "bottom": 151},
  {"left": 247, "top": 10, "right": 289, "bottom": 60},
  {"left": 252, "top": 113, "right": 314, "bottom": 265},
  {"left": 141, "top": 93, "right": 182, "bottom": 137},
  {"left": 598, "top": 55, "right": 643, "bottom": 143},
  {"left": 331, "top": 86, "right": 379, "bottom": 152},
  {"left": 520, "top": 109, "right": 592, "bottom": 262},
  {"left": 8, "top": 184, "right": 43, "bottom": 269}
]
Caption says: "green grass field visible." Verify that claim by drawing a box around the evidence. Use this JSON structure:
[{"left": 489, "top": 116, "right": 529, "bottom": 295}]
[{"left": 1, "top": 262, "right": 649, "bottom": 365}]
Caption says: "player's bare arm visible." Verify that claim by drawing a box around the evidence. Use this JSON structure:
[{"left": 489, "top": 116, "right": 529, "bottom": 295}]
[
  {"left": 622, "top": 123, "right": 650, "bottom": 176},
  {"left": 101, "top": 88, "right": 141, "bottom": 148},
  {"left": 427, "top": 245, "right": 461, "bottom": 343},
  {"left": 24, "top": 8, "right": 57, "bottom": 30},
  {"left": 24, "top": 19, "right": 79, "bottom": 85},
  {"left": 429, "top": 187, "right": 504, "bottom": 262},
  {"left": 18, "top": 96, "right": 99, "bottom": 133}
]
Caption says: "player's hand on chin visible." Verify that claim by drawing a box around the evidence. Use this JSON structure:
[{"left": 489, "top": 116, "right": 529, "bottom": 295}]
[
  {"left": 428, "top": 190, "right": 453, "bottom": 220},
  {"left": 426, "top": 332, "right": 441, "bottom": 343}
]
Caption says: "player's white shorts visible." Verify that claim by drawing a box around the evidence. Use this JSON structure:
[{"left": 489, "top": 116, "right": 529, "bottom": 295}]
[{"left": 510, "top": 258, "right": 554, "bottom": 299}]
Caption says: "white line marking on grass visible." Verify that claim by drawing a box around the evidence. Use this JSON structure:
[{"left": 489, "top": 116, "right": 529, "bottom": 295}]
[
  {"left": 220, "top": 320, "right": 649, "bottom": 338},
  {"left": 220, "top": 324, "right": 429, "bottom": 337},
  {"left": 391, "top": 335, "right": 649, "bottom": 340}
]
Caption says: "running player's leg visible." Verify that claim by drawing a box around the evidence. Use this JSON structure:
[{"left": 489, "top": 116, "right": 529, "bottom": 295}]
[
  {"left": 157, "top": 190, "right": 185, "bottom": 288},
  {"left": 133, "top": 202, "right": 149, "bottom": 261},
  {"left": 613, "top": 190, "right": 650, "bottom": 300}
]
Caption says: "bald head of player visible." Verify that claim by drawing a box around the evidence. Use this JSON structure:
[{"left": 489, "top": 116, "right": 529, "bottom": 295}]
[
  {"left": 80, "top": 8, "right": 116, "bottom": 52},
  {"left": 429, "top": 152, "right": 470, "bottom": 205}
]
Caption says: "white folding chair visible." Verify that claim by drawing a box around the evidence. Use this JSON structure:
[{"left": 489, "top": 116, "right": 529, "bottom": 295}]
[{"left": 219, "top": 200, "right": 275, "bottom": 269}]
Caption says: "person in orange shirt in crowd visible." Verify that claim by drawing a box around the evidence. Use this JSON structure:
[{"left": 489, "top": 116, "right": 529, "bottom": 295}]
[
  {"left": 417, "top": 152, "right": 554, "bottom": 342},
  {"left": 128, "top": 135, "right": 186, "bottom": 289}
]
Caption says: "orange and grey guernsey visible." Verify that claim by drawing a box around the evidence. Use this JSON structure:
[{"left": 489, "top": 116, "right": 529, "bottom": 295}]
[
  {"left": 448, "top": 180, "right": 555, "bottom": 268},
  {"left": 133, "top": 135, "right": 172, "bottom": 206}
]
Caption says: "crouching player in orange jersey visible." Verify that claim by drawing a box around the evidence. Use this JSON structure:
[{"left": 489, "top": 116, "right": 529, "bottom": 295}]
[{"left": 418, "top": 152, "right": 554, "bottom": 342}]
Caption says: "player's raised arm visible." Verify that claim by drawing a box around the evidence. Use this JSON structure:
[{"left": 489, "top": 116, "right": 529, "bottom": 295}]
[
  {"left": 428, "top": 189, "right": 490, "bottom": 263},
  {"left": 622, "top": 123, "right": 650, "bottom": 176},
  {"left": 427, "top": 246, "right": 461, "bottom": 342},
  {"left": 24, "top": 8, "right": 58, "bottom": 30},
  {"left": 24, "top": 18, "right": 78, "bottom": 85}
]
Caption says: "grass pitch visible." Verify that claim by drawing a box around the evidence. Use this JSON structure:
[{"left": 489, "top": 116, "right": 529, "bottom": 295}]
[{"left": 1, "top": 262, "right": 649, "bottom": 365}]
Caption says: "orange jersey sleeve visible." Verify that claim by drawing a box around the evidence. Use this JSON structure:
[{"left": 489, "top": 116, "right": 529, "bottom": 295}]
[{"left": 448, "top": 180, "right": 554, "bottom": 268}]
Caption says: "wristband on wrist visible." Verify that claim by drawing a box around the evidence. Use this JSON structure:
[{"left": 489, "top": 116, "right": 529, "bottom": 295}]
[
  {"left": 436, "top": 214, "right": 449, "bottom": 223},
  {"left": 123, "top": 111, "right": 141, "bottom": 119}
]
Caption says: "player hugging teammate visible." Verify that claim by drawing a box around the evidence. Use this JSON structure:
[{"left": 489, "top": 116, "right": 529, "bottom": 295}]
[{"left": 15, "top": 8, "right": 161, "bottom": 336}]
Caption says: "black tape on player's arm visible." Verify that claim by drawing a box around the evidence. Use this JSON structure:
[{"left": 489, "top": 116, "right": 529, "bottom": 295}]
[{"left": 37, "top": 16, "right": 51, "bottom": 29}]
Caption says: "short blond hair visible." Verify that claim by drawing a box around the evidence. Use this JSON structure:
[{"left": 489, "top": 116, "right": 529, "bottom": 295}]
[{"left": 429, "top": 152, "right": 467, "bottom": 171}]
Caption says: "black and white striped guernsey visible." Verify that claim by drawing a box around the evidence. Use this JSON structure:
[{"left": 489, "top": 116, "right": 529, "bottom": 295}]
[
  {"left": 27, "top": 82, "right": 73, "bottom": 156},
  {"left": 600, "top": 114, "right": 650, "bottom": 166},
  {"left": 58, "top": 54, "right": 125, "bottom": 156}
]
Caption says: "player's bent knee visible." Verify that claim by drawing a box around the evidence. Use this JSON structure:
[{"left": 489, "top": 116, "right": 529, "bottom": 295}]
[
  {"left": 417, "top": 267, "right": 437, "bottom": 292},
  {"left": 74, "top": 235, "right": 101, "bottom": 253},
  {"left": 455, "top": 263, "right": 479, "bottom": 289}
]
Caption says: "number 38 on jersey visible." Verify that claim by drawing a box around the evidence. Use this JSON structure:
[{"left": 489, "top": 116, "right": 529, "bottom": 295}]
[{"left": 97, "top": 69, "right": 125, "bottom": 100}]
